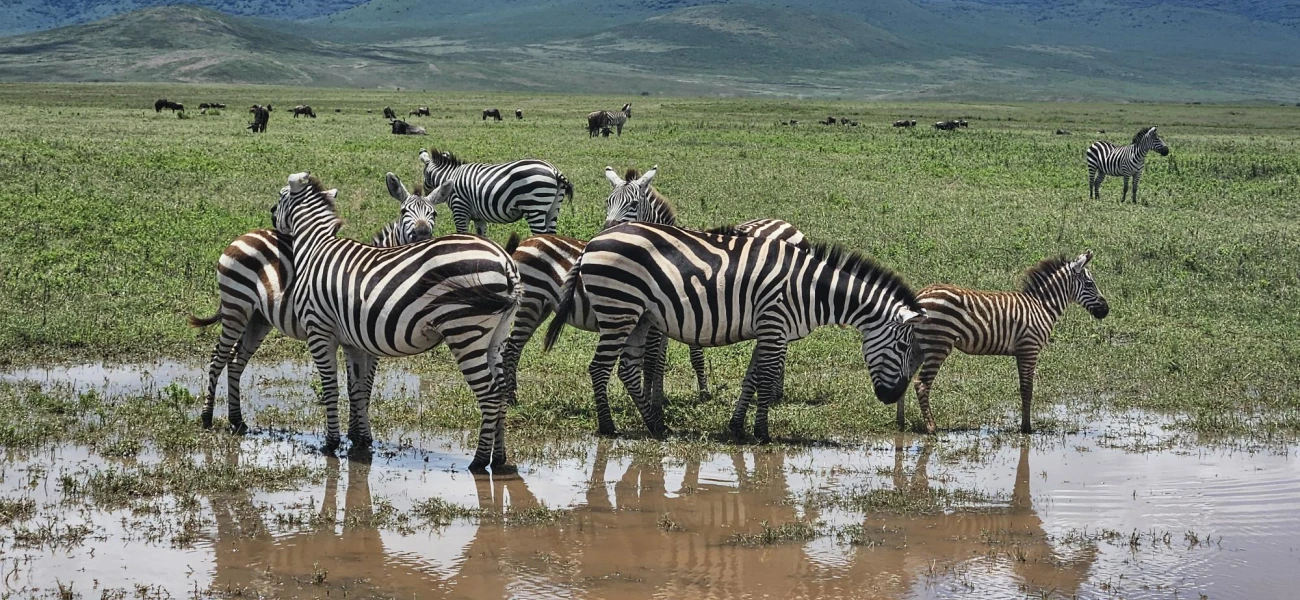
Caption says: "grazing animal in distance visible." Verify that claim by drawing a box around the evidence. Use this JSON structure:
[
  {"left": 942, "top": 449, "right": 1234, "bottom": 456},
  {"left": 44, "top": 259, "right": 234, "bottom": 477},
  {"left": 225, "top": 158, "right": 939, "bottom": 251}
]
[
  {"left": 198, "top": 102, "right": 225, "bottom": 110},
  {"left": 247, "top": 105, "right": 270, "bottom": 133},
  {"left": 904, "top": 253, "right": 1108, "bottom": 434},
  {"left": 389, "top": 119, "right": 426, "bottom": 135},
  {"left": 515, "top": 108, "right": 523, "bottom": 119},
  {"left": 821, "top": 116, "right": 838, "bottom": 125},
  {"left": 269, "top": 172, "right": 523, "bottom": 471},
  {"left": 1055, "top": 129, "right": 1072, "bottom": 135},
  {"left": 1096, "top": 129, "right": 1106, "bottom": 134},
  {"left": 187, "top": 171, "right": 444, "bottom": 436},
  {"left": 409, "top": 107, "right": 431, "bottom": 117},
  {"left": 587, "top": 103, "right": 632, "bottom": 137},
  {"left": 155, "top": 98, "right": 184, "bottom": 113},
  {"left": 383, "top": 106, "right": 397, "bottom": 119},
  {"left": 959, "top": 119, "right": 969, "bottom": 128},
  {"left": 418, "top": 147, "right": 574, "bottom": 236},
  {"left": 542, "top": 222, "right": 925, "bottom": 443},
  {"left": 292, "top": 105, "right": 316, "bottom": 119},
  {"left": 1086, "top": 126, "right": 1170, "bottom": 203},
  {"left": 934, "top": 120, "right": 959, "bottom": 131},
  {"left": 482, "top": 108, "right": 503, "bottom": 121}
]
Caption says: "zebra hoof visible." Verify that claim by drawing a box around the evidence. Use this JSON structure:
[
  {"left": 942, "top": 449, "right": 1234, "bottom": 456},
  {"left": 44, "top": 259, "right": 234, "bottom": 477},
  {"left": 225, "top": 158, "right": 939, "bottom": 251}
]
[
  {"left": 468, "top": 459, "right": 490, "bottom": 475},
  {"left": 322, "top": 436, "right": 341, "bottom": 455},
  {"left": 229, "top": 421, "right": 249, "bottom": 436},
  {"left": 597, "top": 423, "right": 618, "bottom": 437},
  {"left": 727, "top": 422, "right": 747, "bottom": 443},
  {"left": 697, "top": 390, "right": 712, "bottom": 402}
]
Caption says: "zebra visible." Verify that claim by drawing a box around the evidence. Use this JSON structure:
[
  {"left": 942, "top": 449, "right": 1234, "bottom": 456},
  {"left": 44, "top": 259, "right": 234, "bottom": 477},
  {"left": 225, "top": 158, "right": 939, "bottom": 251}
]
[
  {"left": 1086, "top": 126, "right": 1170, "bottom": 203},
  {"left": 189, "top": 171, "right": 446, "bottom": 437},
  {"left": 270, "top": 173, "right": 522, "bottom": 471},
  {"left": 904, "top": 252, "right": 1109, "bottom": 434},
  {"left": 418, "top": 147, "right": 574, "bottom": 236},
  {"left": 541, "top": 222, "right": 925, "bottom": 443},
  {"left": 587, "top": 103, "right": 632, "bottom": 137}
]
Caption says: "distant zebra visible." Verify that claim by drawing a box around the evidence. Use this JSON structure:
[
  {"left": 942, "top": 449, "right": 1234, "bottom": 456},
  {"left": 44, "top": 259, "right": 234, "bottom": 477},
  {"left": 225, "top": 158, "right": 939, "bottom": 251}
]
[
  {"left": 1086, "top": 126, "right": 1170, "bottom": 203},
  {"left": 271, "top": 173, "right": 522, "bottom": 471},
  {"left": 155, "top": 99, "right": 184, "bottom": 113},
  {"left": 905, "top": 253, "right": 1109, "bottom": 434},
  {"left": 188, "top": 172, "right": 442, "bottom": 436},
  {"left": 542, "top": 222, "right": 925, "bottom": 442},
  {"left": 587, "top": 103, "right": 632, "bottom": 137},
  {"left": 292, "top": 105, "right": 316, "bottom": 118},
  {"left": 418, "top": 147, "right": 573, "bottom": 235},
  {"left": 483, "top": 108, "right": 502, "bottom": 121},
  {"left": 515, "top": 108, "right": 523, "bottom": 120}
]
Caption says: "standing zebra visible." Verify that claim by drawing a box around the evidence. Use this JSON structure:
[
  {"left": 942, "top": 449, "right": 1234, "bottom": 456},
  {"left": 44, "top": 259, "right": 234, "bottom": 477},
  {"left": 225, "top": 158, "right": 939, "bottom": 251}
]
[
  {"left": 189, "top": 172, "right": 443, "bottom": 435},
  {"left": 905, "top": 252, "right": 1109, "bottom": 434},
  {"left": 1087, "top": 126, "right": 1169, "bottom": 203},
  {"left": 271, "top": 173, "right": 522, "bottom": 471},
  {"left": 419, "top": 147, "right": 574, "bottom": 236},
  {"left": 542, "top": 222, "right": 925, "bottom": 443},
  {"left": 587, "top": 103, "right": 632, "bottom": 137}
]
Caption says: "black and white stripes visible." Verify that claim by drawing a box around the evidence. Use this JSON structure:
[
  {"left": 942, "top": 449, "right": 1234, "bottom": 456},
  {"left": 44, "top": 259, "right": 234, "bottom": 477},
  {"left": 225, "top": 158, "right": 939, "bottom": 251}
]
[
  {"left": 419, "top": 147, "right": 574, "bottom": 236},
  {"left": 588, "top": 103, "right": 632, "bottom": 137},
  {"left": 1086, "top": 126, "right": 1170, "bottom": 202}
]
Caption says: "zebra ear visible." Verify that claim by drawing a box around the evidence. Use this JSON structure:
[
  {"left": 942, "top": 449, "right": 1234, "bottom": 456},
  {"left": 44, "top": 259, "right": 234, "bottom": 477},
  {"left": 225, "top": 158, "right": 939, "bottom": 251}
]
[
  {"left": 385, "top": 172, "right": 409, "bottom": 203},
  {"left": 287, "top": 172, "right": 312, "bottom": 192},
  {"left": 636, "top": 165, "right": 658, "bottom": 186},
  {"left": 605, "top": 166, "right": 624, "bottom": 187},
  {"left": 426, "top": 181, "right": 453, "bottom": 205},
  {"left": 418, "top": 149, "right": 431, "bottom": 165},
  {"left": 1073, "top": 251, "right": 1093, "bottom": 270}
]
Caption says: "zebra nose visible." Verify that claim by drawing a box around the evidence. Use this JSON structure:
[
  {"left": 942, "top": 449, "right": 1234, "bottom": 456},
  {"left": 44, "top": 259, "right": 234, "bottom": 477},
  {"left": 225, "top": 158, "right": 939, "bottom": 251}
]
[
  {"left": 412, "top": 222, "right": 433, "bottom": 241},
  {"left": 874, "top": 380, "right": 908, "bottom": 405},
  {"left": 1090, "top": 301, "right": 1110, "bottom": 319}
]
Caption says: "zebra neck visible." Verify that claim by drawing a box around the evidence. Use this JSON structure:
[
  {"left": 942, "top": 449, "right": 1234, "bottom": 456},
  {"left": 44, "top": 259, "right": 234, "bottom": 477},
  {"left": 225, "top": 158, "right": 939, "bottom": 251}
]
[
  {"left": 289, "top": 215, "right": 341, "bottom": 257},
  {"left": 1022, "top": 287, "right": 1069, "bottom": 323}
]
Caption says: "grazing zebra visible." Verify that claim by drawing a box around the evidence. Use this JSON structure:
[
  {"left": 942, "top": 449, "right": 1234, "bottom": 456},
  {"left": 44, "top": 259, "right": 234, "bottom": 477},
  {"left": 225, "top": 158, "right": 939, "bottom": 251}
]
[
  {"left": 418, "top": 147, "right": 574, "bottom": 235},
  {"left": 189, "top": 172, "right": 441, "bottom": 435},
  {"left": 1086, "top": 126, "right": 1170, "bottom": 203},
  {"left": 271, "top": 173, "right": 522, "bottom": 470},
  {"left": 542, "top": 222, "right": 925, "bottom": 442},
  {"left": 904, "top": 252, "right": 1109, "bottom": 434},
  {"left": 482, "top": 108, "right": 502, "bottom": 121},
  {"left": 587, "top": 103, "right": 632, "bottom": 137},
  {"left": 292, "top": 105, "right": 316, "bottom": 118}
]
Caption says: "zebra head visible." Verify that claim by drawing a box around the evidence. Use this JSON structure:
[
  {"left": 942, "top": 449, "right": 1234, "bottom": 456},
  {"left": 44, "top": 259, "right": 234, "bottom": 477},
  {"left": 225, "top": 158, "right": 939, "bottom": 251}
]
[
  {"left": 863, "top": 305, "right": 928, "bottom": 404},
  {"left": 622, "top": 103, "right": 632, "bottom": 119},
  {"left": 1136, "top": 126, "right": 1169, "bottom": 156},
  {"left": 385, "top": 172, "right": 436, "bottom": 243},
  {"left": 418, "top": 147, "right": 463, "bottom": 191},
  {"left": 601, "top": 165, "right": 658, "bottom": 230},
  {"left": 1068, "top": 251, "right": 1110, "bottom": 319},
  {"left": 272, "top": 172, "right": 339, "bottom": 237}
]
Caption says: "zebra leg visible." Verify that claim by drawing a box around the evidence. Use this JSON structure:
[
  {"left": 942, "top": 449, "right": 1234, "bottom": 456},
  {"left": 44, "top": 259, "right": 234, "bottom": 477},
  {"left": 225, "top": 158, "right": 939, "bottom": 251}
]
[
  {"left": 452, "top": 211, "right": 471, "bottom": 234},
  {"left": 728, "top": 348, "right": 761, "bottom": 442},
  {"left": 501, "top": 298, "right": 548, "bottom": 407},
  {"left": 447, "top": 332, "right": 509, "bottom": 473},
  {"left": 307, "top": 332, "right": 343, "bottom": 454},
  {"left": 200, "top": 309, "right": 245, "bottom": 429},
  {"left": 641, "top": 328, "right": 667, "bottom": 408},
  {"left": 912, "top": 345, "right": 951, "bottom": 434},
  {"left": 343, "top": 348, "right": 378, "bottom": 454},
  {"left": 616, "top": 124, "right": 623, "bottom": 136},
  {"left": 226, "top": 313, "right": 272, "bottom": 435},
  {"left": 616, "top": 319, "right": 669, "bottom": 438},
  {"left": 589, "top": 325, "right": 636, "bottom": 436},
  {"left": 1015, "top": 351, "right": 1039, "bottom": 434},
  {"left": 752, "top": 339, "right": 788, "bottom": 444},
  {"left": 1087, "top": 168, "right": 1097, "bottom": 199},
  {"left": 1092, "top": 172, "right": 1105, "bottom": 200},
  {"left": 474, "top": 220, "right": 488, "bottom": 237},
  {"left": 689, "top": 345, "right": 710, "bottom": 401},
  {"left": 1132, "top": 172, "right": 1142, "bottom": 204},
  {"left": 1121, "top": 176, "right": 1129, "bottom": 203}
]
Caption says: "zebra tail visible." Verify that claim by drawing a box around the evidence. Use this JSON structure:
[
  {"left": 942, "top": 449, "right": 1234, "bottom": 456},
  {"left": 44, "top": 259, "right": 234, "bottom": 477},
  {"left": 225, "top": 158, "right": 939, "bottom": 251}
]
[
  {"left": 557, "top": 170, "right": 575, "bottom": 212},
  {"left": 187, "top": 310, "right": 222, "bottom": 329},
  {"left": 504, "top": 232, "right": 521, "bottom": 254},
  {"left": 542, "top": 256, "right": 582, "bottom": 352}
]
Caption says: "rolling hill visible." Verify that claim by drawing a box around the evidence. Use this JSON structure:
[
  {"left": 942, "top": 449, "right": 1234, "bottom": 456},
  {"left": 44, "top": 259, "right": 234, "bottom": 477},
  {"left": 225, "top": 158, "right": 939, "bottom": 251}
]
[{"left": 0, "top": 1, "right": 1298, "bottom": 100}]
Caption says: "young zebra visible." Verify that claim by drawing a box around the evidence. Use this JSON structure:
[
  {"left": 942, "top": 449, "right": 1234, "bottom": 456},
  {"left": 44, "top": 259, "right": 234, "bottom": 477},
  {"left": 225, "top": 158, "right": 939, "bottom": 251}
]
[
  {"left": 905, "top": 252, "right": 1109, "bottom": 434},
  {"left": 587, "top": 103, "right": 632, "bottom": 137},
  {"left": 272, "top": 173, "right": 522, "bottom": 471},
  {"left": 190, "top": 172, "right": 443, "bottom": 435},
  {"left": 542, "top": 222, "right": 925, "bottom": 443},
  {"left": 1087, "top": 126, "right": 1170, "bottom": 203},
  {"left": 419, "top": 147, "right": 574, "bottom": 236}
]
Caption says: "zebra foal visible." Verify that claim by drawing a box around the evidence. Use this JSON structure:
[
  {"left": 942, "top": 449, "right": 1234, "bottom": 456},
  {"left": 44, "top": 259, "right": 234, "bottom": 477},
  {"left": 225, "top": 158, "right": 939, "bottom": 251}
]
[
  {"left": 1087, "top": 126, "right": 1169, "bottom": 203},
  {"left": 419, "top": 147, "right": 573, "bottom": 236},
  {"left": 190, "top": 172, "right": 438, "bottom": 433},
  {"left": 542, "top": 222, "right": 925, "bottom": 443},
  {"left": 905, "top": 252, "right": 1109, "bottom": 434}
]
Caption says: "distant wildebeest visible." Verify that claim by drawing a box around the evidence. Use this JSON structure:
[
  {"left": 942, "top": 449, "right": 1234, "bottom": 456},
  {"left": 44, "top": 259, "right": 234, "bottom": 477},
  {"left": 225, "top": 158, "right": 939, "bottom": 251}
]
[
  {"left": 198, "top": 102, "right": 226, "bottom": 110},
  {"left": 959, "top": 119, "right": 969, "bottom": 128},
  {"left": 892, "top": 119, "right": 910, "bottom": 127},
  {"left": 334, "top": 108, "right": 341, "bottom": 113},
  {"left": 247, "top": 105, "right": 270, "bottom": 133},
  {"left": 390, "top": 119, "right": 427, "bottom": 135},
  {"left": 1097, "top": 130, "right": 1106, "bottom": 134},
  {"left": 483, "top": 108, "right": 503, "bottom": 121},
  {"left": 1056, "top": 129, "right": 1073, "bottom": 135},
  {"left": 154, "top": 99, "right": 184, "bottom": 113},
  {"left": 600, "top": 126, "right": 613, "bottom": 137},
  {"left": 383, "top": 106, "right": 397, "bottom": 119},
  {"left": 515, "top": 108, "right": 523, "bottom": 120},
  {"left": 409, "top": 107, "right": 430, "bottom": 117},
  {"left": 588, "top": 103, "right": 632, "bottom": 137},
  {"left": 934, "top": 120, "right": 960, "bottom": 131},
  {"left": 821, "top": 116, "right": 837, "bottom": 125},
  {"left": 292, "top": 105, "right": 316, "bottom": 119}
]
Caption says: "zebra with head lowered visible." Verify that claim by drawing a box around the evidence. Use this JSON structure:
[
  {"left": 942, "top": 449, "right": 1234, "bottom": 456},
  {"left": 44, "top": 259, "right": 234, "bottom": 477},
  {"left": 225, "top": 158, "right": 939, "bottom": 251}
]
[
  {"left": 1087, "top": 126, "right": 1169, "bottom": 203},
  {"left": 543, "top": 222, "right": 925, "bottom": 443},
  {"left": 587, "top": 103, "right": 632, "bottom": 137},
  {"left": 189, "top": 172, "right": 442, "bottom": 436},
  {"left": 271, "top": 173, "right": 522, "bottom": 472},
  {"left": 419, "top": 147, "right": 574, "bottom": 236},
  {"left": 905, "top": 252, "right": 1109, "bottom": 434}
]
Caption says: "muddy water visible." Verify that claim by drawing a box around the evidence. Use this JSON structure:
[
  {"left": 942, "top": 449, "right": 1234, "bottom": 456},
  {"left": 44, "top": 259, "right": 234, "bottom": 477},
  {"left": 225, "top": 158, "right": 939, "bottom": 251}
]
[{"left": 3, "top": 427, "right": 1299, "bottom": 599}]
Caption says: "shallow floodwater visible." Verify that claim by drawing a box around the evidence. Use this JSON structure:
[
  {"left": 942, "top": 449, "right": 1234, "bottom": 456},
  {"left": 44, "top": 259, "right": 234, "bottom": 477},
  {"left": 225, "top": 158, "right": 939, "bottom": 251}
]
[{"left": 3, "top": 421, "right": 1299, "bottom": 599}]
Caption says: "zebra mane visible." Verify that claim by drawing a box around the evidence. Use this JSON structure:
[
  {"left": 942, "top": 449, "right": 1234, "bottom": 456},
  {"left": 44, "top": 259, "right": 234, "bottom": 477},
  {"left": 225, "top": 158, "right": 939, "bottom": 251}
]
[
  {"left": 1132, "top": 127, "right": 1154, "bottom": 145},
  {"left": 623, "top": 168, "right": 677, "bottom": 222},
  {"left": 1021, "top": 256, "right": 1072, "bottom": 294},
  {"left": 411, "top": 182, "right": 424, "bottom": 196},
  {"left": 301, "top": 173, "right": 327, "bottom": 195},
  {"left": 704, "top": 223, "right": 744, "bottom": 236},
  {"left": 806, "top": 242, "right": 922, "bottom": 311},
  {"left": 425, "top": 147, "right": 464, "bottom": 167}
]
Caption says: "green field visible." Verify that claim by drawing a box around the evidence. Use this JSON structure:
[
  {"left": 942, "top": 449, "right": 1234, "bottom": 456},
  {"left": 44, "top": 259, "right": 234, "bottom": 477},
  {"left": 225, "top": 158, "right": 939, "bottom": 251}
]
[{"left": 1, "top": 83, "right": 1298, "bottom": 443}]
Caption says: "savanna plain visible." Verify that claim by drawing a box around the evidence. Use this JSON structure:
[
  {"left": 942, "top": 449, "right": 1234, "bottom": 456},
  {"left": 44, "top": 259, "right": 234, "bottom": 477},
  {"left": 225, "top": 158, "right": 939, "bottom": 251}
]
[{"left": 0, "top": 83, "right": 1298, "bottom": 599}]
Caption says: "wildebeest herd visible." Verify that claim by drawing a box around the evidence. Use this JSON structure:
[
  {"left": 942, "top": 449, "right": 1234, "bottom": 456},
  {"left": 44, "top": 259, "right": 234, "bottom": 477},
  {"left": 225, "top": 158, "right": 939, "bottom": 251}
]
[{"left": 187, "top": 103, "right": 1165, "bottom": 471}]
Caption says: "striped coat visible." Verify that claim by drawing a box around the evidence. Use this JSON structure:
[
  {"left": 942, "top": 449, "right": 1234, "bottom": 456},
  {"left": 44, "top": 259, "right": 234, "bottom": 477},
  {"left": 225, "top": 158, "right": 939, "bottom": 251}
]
[
  {"left": 1086, "top": 126, "right": 1170, "bottom": 203},
  {"left": 419, "top": 147, "right": 574, "bottom": 236},
  {"left": 587, "top": 103, "right": 632, "bottom": 137}
]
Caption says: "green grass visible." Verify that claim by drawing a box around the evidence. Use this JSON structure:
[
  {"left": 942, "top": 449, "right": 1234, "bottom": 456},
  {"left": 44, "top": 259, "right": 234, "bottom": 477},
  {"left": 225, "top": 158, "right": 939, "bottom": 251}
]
[{"left": 0, "top": 83, "right": 1298, "bottom": 442}]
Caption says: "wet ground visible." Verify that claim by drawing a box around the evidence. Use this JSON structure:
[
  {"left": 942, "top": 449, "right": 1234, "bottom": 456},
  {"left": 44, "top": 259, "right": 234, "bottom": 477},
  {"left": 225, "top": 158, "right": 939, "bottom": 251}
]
[{"left": 2, "top": 363, "right": 1299, "bottom": 599}]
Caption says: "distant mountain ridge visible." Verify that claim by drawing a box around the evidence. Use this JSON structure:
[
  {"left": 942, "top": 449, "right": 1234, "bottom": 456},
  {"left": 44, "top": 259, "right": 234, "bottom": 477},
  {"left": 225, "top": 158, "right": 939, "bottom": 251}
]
[{"left": 0, "top": 0, "right": 366, "bottom": 35}]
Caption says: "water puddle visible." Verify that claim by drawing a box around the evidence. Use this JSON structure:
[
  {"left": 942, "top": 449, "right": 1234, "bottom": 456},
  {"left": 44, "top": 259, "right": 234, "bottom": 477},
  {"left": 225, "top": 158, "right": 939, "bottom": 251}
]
[{"left": 2, "top": 425, "right": 1297, "bottom": 599}]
